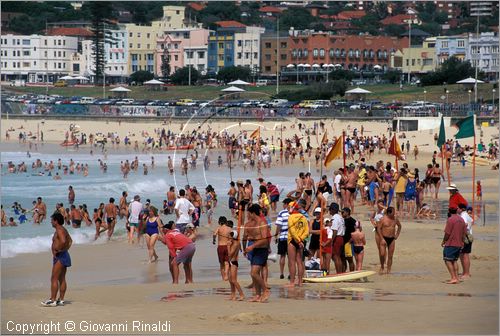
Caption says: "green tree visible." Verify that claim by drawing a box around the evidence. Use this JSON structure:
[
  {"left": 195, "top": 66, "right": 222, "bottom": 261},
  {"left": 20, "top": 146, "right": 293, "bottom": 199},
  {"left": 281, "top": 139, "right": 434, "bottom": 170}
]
[
  {"left": 374, "top": 2, "right": 389, "bottom": 20},
  {"left": 280, "top": 8, "right": 317, "bottom": 30},
  {"left": 383, "top": 24, "right": 405, "bottom": 37},
  {"left": 130, "top": 70, "right": 154, "bottom": 84},
  {"left": 161, "top": 54, "right": 171, "bottom": 79},
  {"left": 216, "top": 66, "right": 251, "bottom": 84},
  {"left": 170, "top": 67, "right": 200, "bottom": 85},
  {"left": 352, "top": 13, "right": 381, "bottom": 35},
  {"left": 199, "top": 2, "right": 241, "bottom": 28},
  {"left": 88, "top": 2, "right": 117, "bottom": 85},
  {"left": 382, "top": 70, "right": 402, "bottom": 84},
  {"left": 421, "top": 57, "right": 480, "bottom": 86}
]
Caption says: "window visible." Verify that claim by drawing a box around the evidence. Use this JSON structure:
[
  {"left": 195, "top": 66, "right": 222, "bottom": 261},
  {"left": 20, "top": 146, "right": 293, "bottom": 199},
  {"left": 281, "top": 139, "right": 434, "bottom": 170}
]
[
  {"left": 58, "top": 51, "right": 62, "bottom": 57},
  {"left": 348, "top": 49, "right": 353, "bottom": 58},
  {"left": 58, "top": 40, "right": 61, "bottom": 46},
  {"left": 442, "top": 41, "right": 448, "bottom": 48},
  {"left": 265, "top": 42, "right": 272, "bottom": 48},
  {"left": 254, "top": 52, "right": 257, "bottom": 59},
  {"left": 23, "top": 62, "right": 30, "bottom": 67},
  {"left": 292, "top": 49, "right": 297, "bottom": 58},
  {"left": 219, "top": 55, "right": 224, "bottom": 61},
  {"left": 63, "top": 51, "right": 66, "bottom": 57},
  {"left": 54, "top": 51, "right": 57, "bottom": 57},
  {"left": 226, "top": 55, "right": 232, "bottom": 62},
  {"left": 237, "top": 40, "right": 242, "bottom": 47},
  {"left": 265, "top": 66, "right": 271, "bottom": 72},
  {"left": 298, "top": 49, "right": 302, "bottom": 57},
  {"left": 58, "top": 62, "right": 62, "bottom": 69},
  {"left": 139, "top": 54, "right": 142, "bottom": 60},
  {"left": 406, "top": 59, "right": 409, "bottom": 66},
  {"left": 147, "top": 33, "right": 150, "bottom": 38},
  {"left": 129, "top": 43, "right": 133, "bottom": 48},
  {"left": 137, "top": 43, "right": 141, "bottom": 48},
  {"left": 219, "top": 42, "right": 224, "bottom": 49},
  {"left": 183, "top": 32, "right": 190, "bottom": 39},
  {"left": 412, "top": 59, "right": 415, "bottom": 66},
  {"left": 237, "top": 52, "right": 242, "bottom": 59},
  {"left": 44, "top": 39, "right": 47, "bottom": 46},
  {"left": 363, "top": 49, "right": 368, "bottom": 58},
  {"left": 23, "top": 50, "right": 30, "bottom": 56},
  {"left": 280, "top": 42, "right": 287, "bottom": 48},
  {"left": 458, "top": 40, "right": 464, "bottom": 47},
  {"left": 329, "top": 49, "right": 334, "bottom": 57},
  {"left": 226, "top": 44, "right": 232, "bottom": 50},
  {"left": 423, "top": 59, "right": 432, "bottom": 66},
  {"left": 197, "top": 51, "right": 205, "bottom": 58},
  {"left": 303, "top": 49, "right": 308, "bottom": 57},
  {"left": 265, "top": 54, "right": 271, "bottom": 61},
  {"left": 383, "top": 50, "right": 388, "bottom": 59},
  {"left": 63, "top": 40, "right": 65, "bottom": 46},
  {"left": 132, "top": 54, "right": 138, "bottom": 61},
  {"left": 22, "top": 39, "right": 30, "bottom": 45},
  {"left": 176, "top": 10, "right": 180, "bottom": 14},
  {"left": 355, "top": 49, "right": 360, "bottom": 58},
  {"left": 319, "top": 48, "right": 325, "bottom": 57},
  {"left": 132, "top": 65, "right": 138, "bottom": 72},
  {"left": 313, "top": 48, "right": 318, "bottom": 57},
  {"left": 280, "top": 54, "right": 287, "bottom": 60},
  {"left": 187, "top": 51, "right": 194, "bottom": 59},
  {"left": 147, "top": 44, "right": 150, "bottom": 49},
  {"left": 138, "top": 33, "right": 141, "bottom": 38},
  {"left": 245, "top": 52, "right": 249, "bottom": 59},
  {"left": 174, "top": 55, "right": 178, "bottom": 61}
]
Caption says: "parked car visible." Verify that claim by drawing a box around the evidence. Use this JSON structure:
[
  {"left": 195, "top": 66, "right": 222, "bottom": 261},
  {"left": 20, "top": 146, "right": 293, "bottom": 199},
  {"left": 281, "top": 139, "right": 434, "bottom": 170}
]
[
  {"left": 79, "top": 97, "right": 97, "bottom": 104},
  {"left": 116, "top": 98, "right": 135, "bottom": 105},
  {"left": 54, "top": 80, "right": 67, "bottom": 87}
]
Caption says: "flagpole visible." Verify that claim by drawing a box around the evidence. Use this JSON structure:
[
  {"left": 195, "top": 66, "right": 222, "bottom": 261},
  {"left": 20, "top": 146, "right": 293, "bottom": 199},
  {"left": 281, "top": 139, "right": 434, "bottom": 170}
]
[
  {"left": 319, "top": 208, "right": 324, "bottom": 271},
  {"left": 441, "top": 144, "right": 448, "bottom": 185},
  {"left": 342, "top": 130, "right": 346, "bottom": 171},
  {"left": 472, "top": 130, "right": 476, "bottom": 221},
  {"left": 280, "top": 125, "right": 283, "bottom": 166}
]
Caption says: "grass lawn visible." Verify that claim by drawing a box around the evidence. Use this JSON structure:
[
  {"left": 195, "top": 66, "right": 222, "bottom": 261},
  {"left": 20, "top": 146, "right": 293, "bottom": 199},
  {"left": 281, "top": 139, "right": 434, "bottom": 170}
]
[{"left": 6, "top": 83, "right": 497, "bottom": 104}]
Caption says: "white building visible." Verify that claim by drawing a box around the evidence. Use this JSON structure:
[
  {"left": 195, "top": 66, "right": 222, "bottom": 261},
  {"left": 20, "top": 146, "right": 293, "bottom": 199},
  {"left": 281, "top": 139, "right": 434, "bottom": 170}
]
[
  {"left": 467, "top": 32, "right": 500, "bottom": 79},
  {"left": 233, "top": 26, "right": 266, "bottom": 75},
  {"left": 0, "top": 34, "right": 78, "bottom": 82}
]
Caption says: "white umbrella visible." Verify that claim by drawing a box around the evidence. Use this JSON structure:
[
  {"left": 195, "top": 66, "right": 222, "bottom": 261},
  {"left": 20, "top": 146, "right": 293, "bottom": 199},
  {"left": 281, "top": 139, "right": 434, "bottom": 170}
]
[
  {"left": 456, "top": 77, "right": 484, "bottom": 84},
  {"left": 328, "top": 64, "right": 335, "bottom": 68},
  {"left": 298, "top": 64, "right": 305, "bottom": 67},
  {"left": 303, "top": 64, "right": 311, "bottom": 68},
  {"left": 59, "top": 75, "right": 74, "bottom": 80},
  {"left": 221, "top": 86, "right": 246, "bottom": 92},
  {"left": 73, "top": 75, "right": 89, "bottom": 80},
  {"left": 228, "top": 79, "right": 250, "bottom": 86},
  {"left": 144, "top": 79, "right": 164, "bottom": 85},
  {"left": 334, "top": 64, "right": 342, "bottom": 67},
  {"left": 110, "top": 86, "right": 131, "bottom": 92},
  {"left": 373, "top": 65, "right": 382, "bottom": 70},
  {"left": 346, "top": 87, "right": 372, "bottom": 94},
  {"left": 287, "top": 64, "right": 296, "bottom": 68},
  {"left": 312, "top": 64, "right": 320, "bottom": 68}
]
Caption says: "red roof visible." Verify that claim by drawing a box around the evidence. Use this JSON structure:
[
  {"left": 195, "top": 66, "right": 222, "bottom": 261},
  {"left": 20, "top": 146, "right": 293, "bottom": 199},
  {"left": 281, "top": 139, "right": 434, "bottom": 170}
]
[
  {"left": 47, "top": 27, "right": 93, "bottom": 37},
  {"left": 381, "top": 14, "right": 413, "bottom": 26},
  {"left": 336, "top": 10, "right": 366, "bottom": 20},
  {"left": 214, "top": 20, "right": 246, "bottom": 28},
  {"left": 188, "top": 2, "right": 206, "bottom": 12},
  {"left": 259, "top": 6, "right": 283, "bottom": 14},
  {"left": 324, "top": 21, "right": 356, "bottom": 30}
]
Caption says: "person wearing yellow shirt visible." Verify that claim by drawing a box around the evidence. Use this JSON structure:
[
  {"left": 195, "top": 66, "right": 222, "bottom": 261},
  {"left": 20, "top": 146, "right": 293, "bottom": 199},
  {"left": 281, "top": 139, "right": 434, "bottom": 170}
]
[
  {"left": 394, "top": 168, "right": 408, "bottom": 216},
  {"left": 357, "top": 163, "right": 367, "bottom": 205},
  {"left": 286, "top": 200, "right": 309, "bottom": 288}
]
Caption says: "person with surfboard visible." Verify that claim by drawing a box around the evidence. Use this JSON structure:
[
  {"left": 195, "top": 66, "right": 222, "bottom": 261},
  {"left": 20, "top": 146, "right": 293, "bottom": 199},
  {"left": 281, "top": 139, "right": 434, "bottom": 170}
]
[{"left": 377, "top": 207, "right": 402, "bottom": 274}]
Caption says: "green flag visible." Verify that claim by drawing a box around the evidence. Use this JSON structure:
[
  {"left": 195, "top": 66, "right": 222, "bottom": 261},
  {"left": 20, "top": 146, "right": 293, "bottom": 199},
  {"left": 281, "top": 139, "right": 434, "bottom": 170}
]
[
  {"left": 454, "top": 115, "right": 475, "bottom": 139},
  {"left": 437, "top": 115, "right": 446, "bottom": 148}
]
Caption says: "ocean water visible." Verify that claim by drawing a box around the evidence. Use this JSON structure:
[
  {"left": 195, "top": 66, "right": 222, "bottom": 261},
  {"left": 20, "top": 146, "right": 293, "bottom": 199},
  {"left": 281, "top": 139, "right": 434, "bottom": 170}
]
[{"left": 1, "top": 150, "right": 308, "bottom": 258}]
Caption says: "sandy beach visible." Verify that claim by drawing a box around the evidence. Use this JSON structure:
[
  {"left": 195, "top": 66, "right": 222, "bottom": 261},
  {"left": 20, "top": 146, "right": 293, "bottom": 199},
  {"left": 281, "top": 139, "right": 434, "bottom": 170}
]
[{"left": 1, "top": 117, "right": 499, "bottom": 335}]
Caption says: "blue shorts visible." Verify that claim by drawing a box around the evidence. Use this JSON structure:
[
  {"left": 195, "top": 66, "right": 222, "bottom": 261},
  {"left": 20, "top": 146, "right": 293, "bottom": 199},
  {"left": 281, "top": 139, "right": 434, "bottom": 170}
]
[
  {"left": 404, "top": 193, "right": 416, "bottom": 202},
  {"left": 270, "top": 195, "right": 279, "bottom": 203},
  {"left": 53, "top": 250, "right": 71, "bottom": 267},
  {"left": 250, "top": 247, "right": 269, "bottom": 266},
  {"left": 369, "top": 182, "right": 378, "bottom": 201},
  {"left": 443, "top": 246, "right": 461, "bottom": 261}
]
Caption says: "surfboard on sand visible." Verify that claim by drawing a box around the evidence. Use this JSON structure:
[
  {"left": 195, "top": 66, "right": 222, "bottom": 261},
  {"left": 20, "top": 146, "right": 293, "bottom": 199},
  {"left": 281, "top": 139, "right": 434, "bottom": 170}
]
[{"left": 303, "top": 270, "right": 376, "bottom": 283}]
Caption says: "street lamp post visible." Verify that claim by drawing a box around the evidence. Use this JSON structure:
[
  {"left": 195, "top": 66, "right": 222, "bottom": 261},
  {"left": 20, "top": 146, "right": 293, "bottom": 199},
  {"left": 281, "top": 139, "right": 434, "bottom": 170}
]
[
  {"left": 468, "top": 89, "right": 472, "bottom": 107},
  {"left": 493, "top": 88, "right": 496, "bottom": 107},
  {"left": 446, "top": 89, "right": 449, "bottom": 106},
  {"left": 424, "top": 90, "right": 427, "bottom": 105}
]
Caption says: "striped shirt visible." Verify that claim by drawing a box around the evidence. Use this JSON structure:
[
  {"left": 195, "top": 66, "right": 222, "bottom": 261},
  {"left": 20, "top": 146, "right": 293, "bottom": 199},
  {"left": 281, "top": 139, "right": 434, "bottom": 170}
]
[{"left": 275, "top": 209, "right": 289, "bottom": 241}]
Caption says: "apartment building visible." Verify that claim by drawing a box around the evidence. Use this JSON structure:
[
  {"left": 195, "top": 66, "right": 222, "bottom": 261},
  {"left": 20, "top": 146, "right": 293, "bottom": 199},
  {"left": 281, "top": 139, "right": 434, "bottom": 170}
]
[
  {"left": 260, "top": 33, "right": 289, "bottom": 76},
  {"left": 467, "top": 32, "right": 499, "bottom": 78},
  {"left": 125, "top": 24, "right": 157, "bottom": 74},
  {"left": 0, "top": 34, "right": 78, "bottom": 82},
  {"left": 435, "top": 34, "right": 468, "bottom": 65},
  {"left": 401, "top": 37, "right": 437, "bottom": 74}
]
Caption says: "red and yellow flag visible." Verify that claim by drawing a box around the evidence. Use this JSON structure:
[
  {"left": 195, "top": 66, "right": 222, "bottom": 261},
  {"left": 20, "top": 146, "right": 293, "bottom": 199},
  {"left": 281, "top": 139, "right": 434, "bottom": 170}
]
[
  {"left": 324, "top": 136, "right": 343, "bottom": 167},
  {"left": 249, "top": 127, "right": 260, "bottom": 139},
  {"left": 388, "top": 135, "right": 403, "bottom": 159}
]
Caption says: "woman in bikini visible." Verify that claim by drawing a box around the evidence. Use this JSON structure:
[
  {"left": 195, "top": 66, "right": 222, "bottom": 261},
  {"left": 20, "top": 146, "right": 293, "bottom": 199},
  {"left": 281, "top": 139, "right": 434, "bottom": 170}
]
[{"left": 431, "top": 164, "right": 442, "bottom": 199}]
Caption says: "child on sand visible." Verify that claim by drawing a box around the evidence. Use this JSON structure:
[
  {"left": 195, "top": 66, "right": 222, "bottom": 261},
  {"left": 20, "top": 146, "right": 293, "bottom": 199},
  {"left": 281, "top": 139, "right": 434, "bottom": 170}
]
[
  {"left": 213, "top": 216, "right": 231, "bottom": 281},
  {"left": 350, "top": 223, "right": 366, "bottom": 271},
  {"left": 320, "top": 217, "right": 333, "bottom": 275},
  {"left": 227, "top": 229, "right": 245, "bottom": 301}
]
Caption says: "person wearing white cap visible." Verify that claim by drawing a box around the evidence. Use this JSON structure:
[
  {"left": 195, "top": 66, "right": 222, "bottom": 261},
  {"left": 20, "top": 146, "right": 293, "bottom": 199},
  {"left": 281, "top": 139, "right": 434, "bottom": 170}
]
[
  {"left": 128, "top": 195, "right": 142, "bottom": 244},
  {"left": 308, "top": 207, "right": 322, "bottom": 259},
  {"left": 447, "top": 183, "right": 468, "bottom": 210}
]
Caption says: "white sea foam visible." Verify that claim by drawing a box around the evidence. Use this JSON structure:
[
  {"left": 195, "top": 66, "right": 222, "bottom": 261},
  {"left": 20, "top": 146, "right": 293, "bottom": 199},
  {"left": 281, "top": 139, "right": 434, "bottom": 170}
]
[{"left": 1, "top": 228, "right": 102, "bottom": 258}]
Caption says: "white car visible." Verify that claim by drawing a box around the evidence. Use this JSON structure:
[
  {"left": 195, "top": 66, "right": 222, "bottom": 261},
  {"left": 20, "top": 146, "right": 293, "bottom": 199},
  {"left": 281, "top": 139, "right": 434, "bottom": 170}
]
[
  {"left": 116, "top": 99, "right": 135, "bottom": 105},
  {"left": 349, "top": 104, "right": 363, "bottom": 110}
]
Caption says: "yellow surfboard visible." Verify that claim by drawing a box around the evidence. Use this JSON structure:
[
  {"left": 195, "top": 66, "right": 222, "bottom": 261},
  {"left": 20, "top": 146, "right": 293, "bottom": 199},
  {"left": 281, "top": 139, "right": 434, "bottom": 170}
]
[{"left": 303, "top": 270, "right": 376, "bottom": 283}]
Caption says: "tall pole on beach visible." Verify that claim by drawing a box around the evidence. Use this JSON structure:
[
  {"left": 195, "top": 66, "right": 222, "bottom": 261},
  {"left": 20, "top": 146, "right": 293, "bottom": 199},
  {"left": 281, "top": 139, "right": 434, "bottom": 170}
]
[
  {"left": 342, "top": 130, "right": 346, "bottom": 171},
  {"left": 472, "top": 122, "right": 476, "bottom": 221}
]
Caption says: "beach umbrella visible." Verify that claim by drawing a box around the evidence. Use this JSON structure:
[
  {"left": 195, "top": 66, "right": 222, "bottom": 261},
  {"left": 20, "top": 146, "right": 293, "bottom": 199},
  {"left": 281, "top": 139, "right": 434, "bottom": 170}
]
[
  {"left": 373, "top": 65, "right": 382, "bottom": 70},
  {"left": 228, "top": 79, "right": 250, "bottom": 86},
  {"left": 303, "top": 64, "right": 311, "bottom": 68},
  {"left": 456, "top": 77, "right": 484, "bottom": 84},
  {"left": 334, "top": 64, "right": 342, "bottom": 67},
  {"left": 110, "top": 86, "right": 131, "bottom": 98},
  {"left": 59, "top": 75, "right": 74, "bottom": 80},
  {"left": 346, "top": 87, "right": 372, "bottom": 101},
  {"left": 144, "top": 79, "right": 164, "bottom": 85},
  {"left": 110, "top": 86, "right": 131, "bottom": 92},
  {"left": 221, "top": 86, "right": 246, "bottom": 92},
  {"left": 312, "top": 64, "right": 320, "bottom": 68},
  {"left": 73, "top": 75, "right": 89, "bottom": 80},
  {"left": 298, "top": 64, "right": 305, "bottom": 67},
  {"left": 287, "top": 64, "right": 296, "bottom": 68}
]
